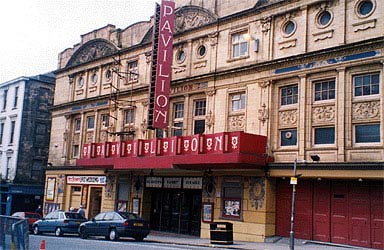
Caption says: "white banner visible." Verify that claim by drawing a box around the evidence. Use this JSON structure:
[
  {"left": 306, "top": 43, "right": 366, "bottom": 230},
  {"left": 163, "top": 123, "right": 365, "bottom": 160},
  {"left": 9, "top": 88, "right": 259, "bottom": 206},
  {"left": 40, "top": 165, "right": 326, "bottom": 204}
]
[{"left": 66, "top": 176, "right": 106, "bottom": 185}]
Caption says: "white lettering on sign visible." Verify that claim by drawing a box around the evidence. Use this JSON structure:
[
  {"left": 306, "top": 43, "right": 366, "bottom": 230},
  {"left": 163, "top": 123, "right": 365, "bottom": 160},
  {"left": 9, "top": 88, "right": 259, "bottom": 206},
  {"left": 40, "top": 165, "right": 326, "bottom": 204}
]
[
  {"left": 66, "top": 176, "right": 106, "bottom": 185},
  {"left": 146, "top": 177, "right": 163, "bottom": 188},
  {"left": 183, "top": 177, "right": 203, "bottom": 189},
  {"left": 163, "top": 177, "right": 182, "bottom": 188}
]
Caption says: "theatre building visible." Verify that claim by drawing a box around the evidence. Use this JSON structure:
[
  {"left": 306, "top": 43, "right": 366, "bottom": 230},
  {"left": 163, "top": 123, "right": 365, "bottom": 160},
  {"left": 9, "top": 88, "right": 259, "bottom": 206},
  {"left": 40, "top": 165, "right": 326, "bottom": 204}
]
[{"left": 45, "top": 0, "right": 383, "bottom": 248}]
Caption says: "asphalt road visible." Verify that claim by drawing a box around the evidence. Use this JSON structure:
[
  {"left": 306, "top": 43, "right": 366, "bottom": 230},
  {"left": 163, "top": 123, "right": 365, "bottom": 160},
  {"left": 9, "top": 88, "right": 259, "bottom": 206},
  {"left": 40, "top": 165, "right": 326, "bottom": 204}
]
[{"left": 29, "top": 234, "right": 226, "bottom": 250}]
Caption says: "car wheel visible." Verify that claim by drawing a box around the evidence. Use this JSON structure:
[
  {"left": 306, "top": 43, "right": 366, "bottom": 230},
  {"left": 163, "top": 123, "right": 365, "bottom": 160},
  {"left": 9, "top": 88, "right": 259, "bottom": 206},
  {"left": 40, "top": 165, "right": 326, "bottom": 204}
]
[
  {"left": 108, "top": 228, "right": 119, "bottom": 241},
  {"left": 134, "top": 236, "right": 144, "bottom": 242},
  {"left": 79, "top": 227, "right": 88, "bottom": 239},
  {"left": 33, "top": 225, "right": 40, "bottom": 235},
  {"left": 55, "top": 227, "right": 63, "bottom": 237}
]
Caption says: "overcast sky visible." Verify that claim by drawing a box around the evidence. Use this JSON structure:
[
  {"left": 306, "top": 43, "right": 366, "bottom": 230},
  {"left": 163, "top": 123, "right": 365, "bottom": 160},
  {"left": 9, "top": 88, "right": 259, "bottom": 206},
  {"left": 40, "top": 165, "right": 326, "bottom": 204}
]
[{"left": 0, "top": 0, "right": 159, "bottom": 83}]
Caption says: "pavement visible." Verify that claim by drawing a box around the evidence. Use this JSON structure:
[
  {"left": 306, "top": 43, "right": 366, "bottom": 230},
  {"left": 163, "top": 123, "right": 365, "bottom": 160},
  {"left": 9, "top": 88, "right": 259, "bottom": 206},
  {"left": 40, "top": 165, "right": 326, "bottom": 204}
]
[{"left": 146, "top": 231, "right": 375, "bottom": 250}]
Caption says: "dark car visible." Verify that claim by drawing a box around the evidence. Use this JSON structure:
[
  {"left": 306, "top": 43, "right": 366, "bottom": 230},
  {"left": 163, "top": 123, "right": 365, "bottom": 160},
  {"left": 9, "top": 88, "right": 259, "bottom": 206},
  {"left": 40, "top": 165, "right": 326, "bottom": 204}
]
[
  {"left": 79, "top": 211, "right": 150, "bottom": 241},
  {"left": 11, "top": 212, "right": 42, "bottom": 231},
  {"left": 32, "top": 210, "right": 87, "bottom": 236}
]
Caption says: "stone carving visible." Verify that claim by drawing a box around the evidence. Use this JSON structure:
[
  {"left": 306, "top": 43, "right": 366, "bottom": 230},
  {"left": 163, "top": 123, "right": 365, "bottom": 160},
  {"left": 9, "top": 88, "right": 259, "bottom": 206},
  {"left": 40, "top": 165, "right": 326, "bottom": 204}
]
[
  {"left": 228, "top": 114, "right": 245, "bottom": 131},
  {"left": 258, "top": 103, "right": 269, "bottom": 123},
  {"left": 208, "top": 31, "right": 218, "bottom": 46},
  {"left": 353, "top": 19, "right": 376, "bottom": 32},
  {"left": 175, "top": 6, "right": 217, "bottom": 33},
  {"left": 279, "top": 109, "right": 298, "bottom": 127},
  {"left": 249, "top": 177, "right": 265, "bottom": 210},
  {"left": 99, "top": 131, "right": 108, "bottom": 142},
  {"left": 312, "top": 105, "right": 335, "bottom": 124},
  {"left": 66, "top": 39, "right": 118, "bottom": 67},
  {"left": 353, "top": 101, "right": 380, "bottom": 121},
  {"left": 258, "top": 80, "right": 271, "bottom": 88},
  {"left": 261, "top": 17, "right": 272, "bottom": 33},
  {"left": 85, "top": 131, "right": 93, "bottom": 143},
  {"left": 279, "top": 38, "right": 297, "bottom": 50},
  {"left": 313, "top": 30, "right": 334, "bottom": 42}
]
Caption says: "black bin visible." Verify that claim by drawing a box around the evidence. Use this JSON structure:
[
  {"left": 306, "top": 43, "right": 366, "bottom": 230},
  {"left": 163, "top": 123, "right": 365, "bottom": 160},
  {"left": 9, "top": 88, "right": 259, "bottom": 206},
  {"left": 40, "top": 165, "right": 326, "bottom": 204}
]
[{"left": 210, "top": 222, "right": 233, "bottom": 245}]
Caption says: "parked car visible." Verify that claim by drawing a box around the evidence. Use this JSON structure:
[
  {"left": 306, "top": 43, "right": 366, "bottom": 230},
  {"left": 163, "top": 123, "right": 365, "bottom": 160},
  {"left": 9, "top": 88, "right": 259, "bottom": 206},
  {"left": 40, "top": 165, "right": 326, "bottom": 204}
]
[
  {"left": 11, "top": 212, "right": 42, "bottom": 231},
  {"left": 32, "top": 210, "right": 87, "bottom": 236},
  {"left": 79, "top": 211, "right": 150, "bottom": 241}
]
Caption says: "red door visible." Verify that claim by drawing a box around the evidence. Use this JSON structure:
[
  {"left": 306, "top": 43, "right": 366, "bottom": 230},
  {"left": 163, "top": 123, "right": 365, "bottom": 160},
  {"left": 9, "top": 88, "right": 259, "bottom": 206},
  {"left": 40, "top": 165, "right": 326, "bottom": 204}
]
[
  {"left": 295, "top": 180, "right": 312, "bottom": 240},
  {"left": 349, "top": 182, "right": 370, "bottom": 248},
  {"left": 331, "top": 181, "right": 349, "bottom": 244},
  {"left": 371, "top": 184, "right": 384, "bottom": 249},
  {"left": 313, "top": 180, "right": 330, "bottom": 242},
  {"left": 276, "top": 179, "right": 291, "bottom": 237}
]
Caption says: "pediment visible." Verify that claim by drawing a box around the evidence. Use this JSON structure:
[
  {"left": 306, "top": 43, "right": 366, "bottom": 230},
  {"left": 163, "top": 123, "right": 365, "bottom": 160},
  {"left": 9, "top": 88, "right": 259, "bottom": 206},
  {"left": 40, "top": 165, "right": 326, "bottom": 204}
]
[
  {"left": 175, "top": 6, "right": 217, "bottom": 33},
  {"left": 66, "top": 39, "right": 118, "bottom": 67}
]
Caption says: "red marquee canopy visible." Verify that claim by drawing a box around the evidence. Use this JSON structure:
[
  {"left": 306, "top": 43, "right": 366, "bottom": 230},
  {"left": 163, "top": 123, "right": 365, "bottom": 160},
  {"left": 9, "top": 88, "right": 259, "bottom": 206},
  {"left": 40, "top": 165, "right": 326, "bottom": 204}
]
[{"left": 77, "top": 132, "right": 270, "bottom": 170}]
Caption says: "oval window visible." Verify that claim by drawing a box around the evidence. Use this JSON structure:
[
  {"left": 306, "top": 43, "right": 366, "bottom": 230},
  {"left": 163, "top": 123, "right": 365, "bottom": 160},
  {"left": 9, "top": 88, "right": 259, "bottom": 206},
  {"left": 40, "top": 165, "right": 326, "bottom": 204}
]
[
  {"left": 357, "top": 0, "right": 374, "bottom": 16},
  {"left": 197, "top": 45, "right": 206, "bottom": 57},
  {"left": 177, "top": 50, "right": 186, "bottom": 63},
  {"left": 283, "top": 20, "right": 296, "bottom": 36},
  {"left": 78, "top": 77, "right": 84, "bottom": 88},
  {"left": 318, "top": 10, "right": 332, "bottom": 26},
  {"left": 91, "top": 73, "right": 98, "bottom": 84},
  {"left": 105, "top": 69, "right": 112, "bottom": 81}
]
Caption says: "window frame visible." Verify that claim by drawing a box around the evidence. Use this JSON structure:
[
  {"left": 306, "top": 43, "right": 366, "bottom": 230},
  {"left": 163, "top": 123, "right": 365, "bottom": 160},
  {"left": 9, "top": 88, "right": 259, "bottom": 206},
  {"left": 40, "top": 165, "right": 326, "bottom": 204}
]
[
  {"left": 230, "top": 92, "right": 246, "bottom": 112},
  {"left": 9, "top": 120, "right": 16, "bottom": 144},
  {"left": 231, "top": 32, "right": 249, "bottom": 59},
  {"left": 313, "top": 126, "right": 335, "bottom": 145},
  {"left": 74, "top": 118, "right": 81, "bottom": 132},
  {"left": 127, "top": 60, "right": 138, "bottom": 82},
  {"left": 280, "top": 84, "right": 299, "bottom": 107},
  {"left": 3, "top": 89, "right": 8, "bottom": 111},
  {"left": 354, "top": 123, "right": 381, "bottom": 145},
  {"left": 0, "top": 121, "right": 4, "bottom": 145},
  {"left": 280, "top": 128, "right": 298, "bottom": 147},
  {"left": 193, "top": 99, "right": 206, "bottom": 135},
  {"left": 313, "top": 78, "right": 336, "bottom": 102},
  {"left": 353, "top": 72, "right": 380, "bottom": 98},
  {"left": 86, "top": 116, "right": 95, "bottom": 130},
  {"left": 172, "top": 102, "right": 184, "bottom": 136},
  {"left": 13, "top": 86, "right": 19, "bottom": 108},
  {"left": 124, "top": 109, "right": 135, "bottom": 126}
]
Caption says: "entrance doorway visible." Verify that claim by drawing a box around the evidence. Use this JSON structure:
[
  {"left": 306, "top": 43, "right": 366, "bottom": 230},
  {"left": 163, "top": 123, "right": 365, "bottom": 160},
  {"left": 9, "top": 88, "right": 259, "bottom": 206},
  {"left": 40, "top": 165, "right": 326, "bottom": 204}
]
[
  {"left": 88, "top": 187, "right": 102, "bottom": 218},
  {"left": 150, "top": 189, "right": 201, "bottom": 236}
]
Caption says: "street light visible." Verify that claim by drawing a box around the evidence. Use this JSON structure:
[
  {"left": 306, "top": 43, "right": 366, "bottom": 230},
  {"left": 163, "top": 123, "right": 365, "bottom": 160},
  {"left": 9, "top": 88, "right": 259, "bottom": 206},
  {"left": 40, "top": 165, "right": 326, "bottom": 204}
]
[{"left": 289, "top": 155, "right": 320, "bottom": 250}]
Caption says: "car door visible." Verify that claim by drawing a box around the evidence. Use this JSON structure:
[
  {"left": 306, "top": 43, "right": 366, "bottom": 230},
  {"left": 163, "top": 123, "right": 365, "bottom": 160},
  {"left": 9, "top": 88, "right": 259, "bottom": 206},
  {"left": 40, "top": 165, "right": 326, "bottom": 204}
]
[
  {"left": 99, "top": 212, "right": 114, "bottom": 236},
  {"left": 47, "top": 211, "right": 60, "bottom": 232},
  {"left": 87, "top": 212, "right": 105, "bottom": 236},
  {"left": 40, "top": 211, "right": 54, "bottom": 232}
]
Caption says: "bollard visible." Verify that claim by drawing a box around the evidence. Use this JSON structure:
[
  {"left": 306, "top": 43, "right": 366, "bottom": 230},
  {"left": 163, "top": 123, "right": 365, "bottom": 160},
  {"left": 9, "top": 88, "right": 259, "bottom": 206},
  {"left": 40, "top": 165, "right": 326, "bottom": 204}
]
[{"left": 40, "top": 240, "right": 46, "bottom": 250}]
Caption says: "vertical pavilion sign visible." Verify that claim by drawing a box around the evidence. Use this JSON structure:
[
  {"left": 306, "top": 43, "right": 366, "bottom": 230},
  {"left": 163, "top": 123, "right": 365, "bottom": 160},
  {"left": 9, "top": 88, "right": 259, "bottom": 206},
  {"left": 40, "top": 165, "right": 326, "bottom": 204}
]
[{"left": 149, "top": 0, "right": 175, "bottom": 129}]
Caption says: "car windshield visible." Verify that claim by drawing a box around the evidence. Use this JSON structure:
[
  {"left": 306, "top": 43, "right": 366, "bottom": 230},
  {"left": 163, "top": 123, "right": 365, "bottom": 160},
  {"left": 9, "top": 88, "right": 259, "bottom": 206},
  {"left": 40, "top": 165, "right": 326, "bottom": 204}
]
[
  {"left": 118, "top": 212, "right": 139, "bottom": 220},
  {"left": 65, "top": 212, "right": 85, "bottom": 219}
]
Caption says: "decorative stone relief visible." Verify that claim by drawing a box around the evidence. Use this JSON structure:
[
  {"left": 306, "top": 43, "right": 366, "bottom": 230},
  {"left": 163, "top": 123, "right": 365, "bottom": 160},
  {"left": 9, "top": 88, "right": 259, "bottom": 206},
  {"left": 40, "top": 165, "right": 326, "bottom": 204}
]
[
  {"left": 228, "top": 114, "right": 245, "bottom": 131},
  {"left": 261, "top": 17, "right": 272, "bottom": 33},
  {"left": 353, "top": 101, "right": 380, "bottom": 121},
  {"left": 258, "top": 103, "right": 269, "bottom": 123},
  {"left": 85, "top": 131, "right": 94, "bottom": 143},
  {"left": 175, "top": 6, "right": 217, "bottom": 33},
  {"left": 353, "top": 19, "right": 376, "bottom": 32},
  {"left": 258, "top": 80, "right": 271, "bottom": 88},
  {"left": 145, "top": 51, "right": 152, "bottom": 64},
  {"left": 206, "top": 111, "right": 215, "bottom": 129},
  {"left": 279, "top": 38, "right": 297, "bottom": 50},
  {"left": 313, "top": 30, "right": 334, "bottom": 42},
  {"left": 312, "top": 105, "right": 335, "bottom": 124},
  {"left": 99, "top": 131, "right": 108, "bottom": 142},
  {"left": 66, "top": 39, "right": 118, "bottom": 67},
  {"left": 279, "top": 109, "right": 298, "bottom": 127},
  {"left": 249, "top": 177, "right": 265, "bottom": 210},
  {"left": 208, "top": 31, "right": 218, "bottom": 46},
  {"left": 193, "top": 60, "right": 207, "bottom": 69},
  {"left": 73, "top": 133, "right": 80, "bottom": 144}
]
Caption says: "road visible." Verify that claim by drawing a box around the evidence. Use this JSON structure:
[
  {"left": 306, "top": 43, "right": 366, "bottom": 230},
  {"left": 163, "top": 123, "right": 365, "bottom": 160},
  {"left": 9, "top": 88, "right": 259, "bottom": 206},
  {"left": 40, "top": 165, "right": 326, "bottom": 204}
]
[{"left": 30, "top": 234, "right": 228, "bottom": 250}]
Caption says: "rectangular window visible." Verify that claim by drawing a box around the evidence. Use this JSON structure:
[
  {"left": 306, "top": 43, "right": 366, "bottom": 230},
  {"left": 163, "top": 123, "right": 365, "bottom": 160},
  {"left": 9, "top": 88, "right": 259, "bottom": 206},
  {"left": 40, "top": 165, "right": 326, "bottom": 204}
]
[
  {"left": 194, "top": 120, "right": 205, "bottom": 134},
  {"left": 314, "top": 79, "right": 335, "bottom": 101},
  {"left": 353, "top": 73, "right": 380, "bottom": 97},
  {"left": 281, "top": 85, "right": 298, "bottom": 106},
  {"left": 3, "top": 89, "right": 8, "bottom": 110},
  {"left": 0, "top": 122, "right": 4, "bottom": 145},
  {"left": 101, "top": 114, "right": 109, "bottom": 128},
  {"left": 73, "top": 145, "right": 80, "bottom": 158},
  {"left": 194, "top": 99, "right": 206, "bottom": 116},
  {"left": 6, "top": 157, "right": 11, "bottom": 180},
  {"left": 355, "top": 124, "right": 380, "bottom": 143},
  {"left": 172, "top": 122, "right": 183, "bottom": 136},
  {"left": 281, "top": 129, "right": 297, "bottom": 146},
  {"left": 128, "top": 61, "right": 138, "bottom": 82},
  {"left": 13, "top": 87, "right": 19, "bottom": 108},
  {"left": 221, "top": 178, "right": 242, "bottom": 220},
  {"left": 174, "top": 103, "right": 184, "bottom": 119},
  {"left": 314, "top": 127, "right": 335, "bottom": 144},
  {"left": 87, "top": 116, "right": 95, "bottom": 130},
  {"left": 231, "top": 93, "right": 246, "bottom": 111},
  {"left": 124, "top": 109, "right": 135, "bottom": 125},
  {"left": 9, "top": 121, "right": 16, "bottom": 144},
  {"left": 74, "top": 118, "right": 81, "bottom": 132},
  {"left": 232, "top": 33, "right": 248, "bottom": 58}
]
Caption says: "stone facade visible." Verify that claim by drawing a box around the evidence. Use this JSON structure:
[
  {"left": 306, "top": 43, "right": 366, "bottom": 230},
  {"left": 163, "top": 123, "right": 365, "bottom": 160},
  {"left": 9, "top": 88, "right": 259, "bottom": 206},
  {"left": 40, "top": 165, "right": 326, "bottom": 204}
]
[{"left": 47, "top": 0, "right": 383, "bottom": 248}]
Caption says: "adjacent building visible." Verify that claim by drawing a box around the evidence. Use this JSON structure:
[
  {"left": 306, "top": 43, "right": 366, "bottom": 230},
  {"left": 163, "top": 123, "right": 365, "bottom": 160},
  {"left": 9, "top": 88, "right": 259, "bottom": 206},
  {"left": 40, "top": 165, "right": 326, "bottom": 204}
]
[
  {"left": 0, "top": 73, "right": 55, "bottom": 215},
  {"left": 46, "top": 0, "right": 383, "bottom": 249}
]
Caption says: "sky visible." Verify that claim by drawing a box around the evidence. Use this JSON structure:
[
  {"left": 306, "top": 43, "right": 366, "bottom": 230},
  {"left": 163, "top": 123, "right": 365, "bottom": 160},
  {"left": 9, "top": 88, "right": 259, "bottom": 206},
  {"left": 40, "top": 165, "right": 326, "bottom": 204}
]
[{"left": 0, "top": 0, "right": 159, "bottom": 83}]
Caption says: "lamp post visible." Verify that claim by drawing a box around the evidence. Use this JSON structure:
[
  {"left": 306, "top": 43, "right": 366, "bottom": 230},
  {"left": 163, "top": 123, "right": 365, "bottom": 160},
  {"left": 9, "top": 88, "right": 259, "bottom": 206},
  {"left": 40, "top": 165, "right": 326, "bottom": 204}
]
[
  {"left": 289, "top": 155, "right": 320, "bottom": 250},
  {"left": 289, "top": 159, "right": 297, "bottom": 250}
]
